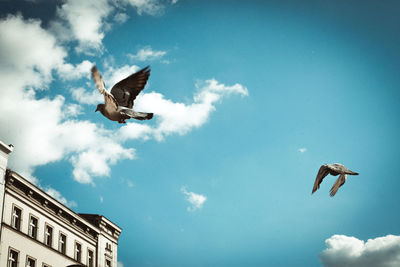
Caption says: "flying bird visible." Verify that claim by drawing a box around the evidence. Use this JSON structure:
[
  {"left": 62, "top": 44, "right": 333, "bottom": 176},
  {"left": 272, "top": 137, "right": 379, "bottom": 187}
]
[
  {"left": 91, "top": 65, "right": 153, "bottom": 123},
  {"left": 311, "top": 163, "right": 359, "bottom": 197}
]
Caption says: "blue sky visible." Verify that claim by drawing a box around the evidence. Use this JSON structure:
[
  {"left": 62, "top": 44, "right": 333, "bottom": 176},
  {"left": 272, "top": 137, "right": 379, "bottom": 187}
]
[{"left": 1, "top": 0, "right": 400, "bottom": 266}]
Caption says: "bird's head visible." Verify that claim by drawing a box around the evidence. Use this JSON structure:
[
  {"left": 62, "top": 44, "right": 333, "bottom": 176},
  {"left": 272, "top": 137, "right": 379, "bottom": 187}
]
[{"left": 95, "top": 104, "right": 104, "bottom": 113}]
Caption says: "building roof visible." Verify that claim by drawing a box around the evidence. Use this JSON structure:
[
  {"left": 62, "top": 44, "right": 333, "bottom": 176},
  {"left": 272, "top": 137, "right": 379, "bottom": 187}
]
[
  {"left": 5, "top": 169, "right": 122, "bottom": 242},
  {"left": 0, "top": 140, "right": 13, "bottom": 154}
]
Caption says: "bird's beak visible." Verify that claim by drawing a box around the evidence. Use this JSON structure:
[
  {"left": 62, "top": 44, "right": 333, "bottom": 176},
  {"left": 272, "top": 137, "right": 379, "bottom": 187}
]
[{"left": 95, "top": 107, "right": 99, "bottom": 112}]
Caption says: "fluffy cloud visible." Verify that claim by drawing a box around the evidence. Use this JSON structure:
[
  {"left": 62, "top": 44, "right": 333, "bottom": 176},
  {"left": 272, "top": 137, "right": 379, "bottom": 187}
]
[
  {"left": 181, "top": 187, "right": 207, "bottom": 211},
  {"left": 120, "top": 0, "right": 163, "bottom": 16},
  {"left": 0, "top": 15, "right": 65, "bottom": 88},
  {"left": 132, "top": 78, "right": 248, "bottom": 141},
  {"left": 69, "top": 127, "right": 135, "bottom": 184},
  {"left": 298, "top": 147, "right": 307, "bottom": 153},
  {"left": 128, "top": 46, "right": 167, "bottom": 62},
  {"left": 114, "top": 13, "right": 129, "bottom": 24},
  {"left": 57, "top": 60, "right": 93, "bottom": 80},
  {"left": 50, "top": 0, "right": 169, "bottom": 54},
  {"left": 63, "top": 103, "right": 84, "bottom": 117},
  {"left": 45, "top": 187, "right": 77, "bottom": 208},
  {"left": 319, "top": 234, "right": 400, "bottom": 267},
  {"left": 0, "top": 15, "right": 133, "bottom": 187},
  {"left": 70, "top": 87, "right": 103, "bottom": 105},
  {"left": 53, "top": 0, "right": 113, "bottom": 53}
]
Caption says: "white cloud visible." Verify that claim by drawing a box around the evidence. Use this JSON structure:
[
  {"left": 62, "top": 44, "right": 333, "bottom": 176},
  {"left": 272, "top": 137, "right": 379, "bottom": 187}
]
[
  {"left": 121, "top": 178, "right": 135, "bottom": 188},
  {"left": 117, "top": 262, "right": 124, "bottom": 267},
  {"left": 298, "top": 147, "right": 307, "bottom": 153},
  {"left": 57, "top": 60, "right": 93, "bottom": 80},
  {"left": 50, "top": 0, "right": 169, "bottom": 54},
  {"left": 70, "top": 87, "right": 103, "bottom": 105},
  {"left": 63, "top": 103, "right": 84, "bottom": 117},
  {"left": 0, "top": 15, "right": 66, "bottom": 88},
  {"left": 131, "top": 78, "right": 249, "bottom": 141},
  {"left": 0, "top": 15, "right": 134, "bottom": 187},
  {"left": 319, "top": 234, "right": 400, "bottom": 267},
  {"left": 70, "top": 131, "right": 135, "bottom": 184},
  {"left": 181, "top": 186, "right": 207, "bottom": 212},
  {"left": 128, "top": 46, "right": 167, "bottom": 62},
  {"left": 114, "top": 13, "right": 129, "bottom": 24},
  {"left": 118, "top": 122, "right": 153, "bottom": 141},
  {"left": 53, "top": 0, "right": 113, "bottom": 53},
  {"left": 100, "top": 196, "right": 104, "bottom": 203},
  {"left": 45, "top": 187, "right": 77, "bottom": 208},
  {"left": 120, "top": 0, "right": 164, "bottom": 16}
]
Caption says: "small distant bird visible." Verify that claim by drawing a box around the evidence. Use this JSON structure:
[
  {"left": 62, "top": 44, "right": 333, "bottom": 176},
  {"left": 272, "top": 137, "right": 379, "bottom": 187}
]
[
  {"left": 312, "top": 163, "right": 359, "bottom": 197},
  {"left": 91, "top": 65, "right": 153, "bottom": 123}
]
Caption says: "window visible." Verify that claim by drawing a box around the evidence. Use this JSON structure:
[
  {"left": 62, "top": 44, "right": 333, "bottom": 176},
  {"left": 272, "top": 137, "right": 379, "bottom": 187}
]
[
  {"left": 28, "top": 216, "right": 38, "bottom": 239},
  {"left": 26, "top": 257, "right": 36, "bottom": 267},
  {"left": 59, "top": 233, "right": 66, "bottom": 254},
  {"left": 74, "top": 242, "right": 82, "bottom": 262},
  {"left": 44, "top": 225, "right": 53, "bottom": 247},
  {"left": 87, "top": 249, "right": 94, "bottom": 267},
  {"left": 8, "top": 248, "right": 19, "bottom": 267},
  {"left": 105, "top": 259, "right": 111, "bottom": 267},
  {"left": 42, "top": 264, "right": 51, "bottom": 267},
  {"left": 11, "top": 206, "right": 21, "bottom": 230}
]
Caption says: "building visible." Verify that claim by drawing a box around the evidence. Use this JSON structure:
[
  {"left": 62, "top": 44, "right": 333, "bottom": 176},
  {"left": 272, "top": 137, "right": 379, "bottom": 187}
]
[{"left": 0, "top": 141, "right": 122, "bottom": 267}]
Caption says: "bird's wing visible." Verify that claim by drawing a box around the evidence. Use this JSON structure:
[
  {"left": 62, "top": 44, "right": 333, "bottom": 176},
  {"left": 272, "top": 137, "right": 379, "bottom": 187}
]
[
  {"left": 329, "top": 174, "right": 346, "bottom": 197},
  {"left": 91, "top": 66, "right": 118, "bottom": 111},
  {"left": 110, "top": 66, "right": 150, "bottom": 108},
  {"left": 312, "top": 165, "right": 330, "bottom": 194},
  {"left": 91, "top": 65, "right": 107, "bottom": 95}
]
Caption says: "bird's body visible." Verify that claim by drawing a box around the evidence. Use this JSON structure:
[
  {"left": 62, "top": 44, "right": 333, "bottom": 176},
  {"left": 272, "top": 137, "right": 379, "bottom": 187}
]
[
  {"left": 312, "top": 163, "right": 359, "bottom": 197},
  {"left": 95, "top": 104, "right": 125, "bottom": 121},
  {"left": 91, "top": 65, "right": 153, "bottom": 123}
]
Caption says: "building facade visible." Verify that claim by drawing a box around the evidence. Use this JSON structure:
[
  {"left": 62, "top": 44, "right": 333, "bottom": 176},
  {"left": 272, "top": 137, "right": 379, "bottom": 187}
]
[{"left": 0, "top": 141, "right": 122, "bottom": 267}]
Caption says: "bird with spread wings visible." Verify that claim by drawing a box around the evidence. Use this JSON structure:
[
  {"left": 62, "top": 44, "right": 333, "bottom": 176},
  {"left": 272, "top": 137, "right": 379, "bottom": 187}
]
[
  {"left": 91, "top": 65, "right": 153, "bottom": 123},
  {"left": 312, "top": 163, "right": 359, "bottom": 197}
]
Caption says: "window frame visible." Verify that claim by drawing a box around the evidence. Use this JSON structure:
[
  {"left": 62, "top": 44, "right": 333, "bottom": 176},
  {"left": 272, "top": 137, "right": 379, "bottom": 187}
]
[
  {"left": 87, "top": 248, "right": 94, "bottom": 267},
  {"left": 43, "top": 223, "right": 53, "bottom": 247},
  {"left": 74, "top": 241, "right": 82, "bottom": 262},
  {"left": 7, "top": 246, "right": 19, "bottom": 267},
  {"left": 11, "top": 204, "right": 22, "bottom": 231},
  {"left": 58, "top": 231, "right": 67, "bottom": 255},
  {"left": 25, "top": 255, "right": 36, "bottom": 267},
  {"left": 105, "top": 258, "right": 112, "bottom": 267},
  {"left": 28, "top": 214, "right": 39, "bottom": 240}
]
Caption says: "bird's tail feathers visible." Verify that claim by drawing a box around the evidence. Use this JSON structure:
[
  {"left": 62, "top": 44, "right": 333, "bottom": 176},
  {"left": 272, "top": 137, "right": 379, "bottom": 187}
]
[{"left": 121, "top": 109, "right": 153, "bottom": 120}]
